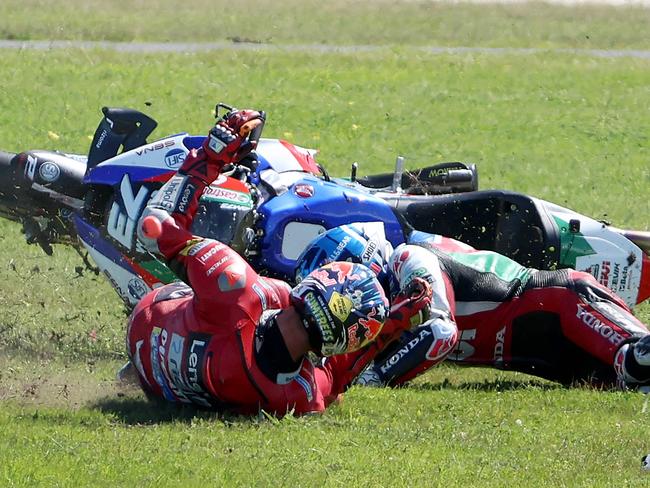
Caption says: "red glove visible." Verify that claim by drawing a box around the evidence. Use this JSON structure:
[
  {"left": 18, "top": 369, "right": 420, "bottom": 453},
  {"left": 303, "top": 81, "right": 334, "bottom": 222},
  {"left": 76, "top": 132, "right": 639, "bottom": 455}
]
[
  {"left": 323, "top": 279, "right": 433, "bottom": 393},
  {"left": 204, "top": 109, "right": 263, "bottom": 162},
  {"left": 387, "top": 277, "right": 433, "bottom": 333},
  {"left": 180, "top": 109, "right": 264, "bottom": 184}
]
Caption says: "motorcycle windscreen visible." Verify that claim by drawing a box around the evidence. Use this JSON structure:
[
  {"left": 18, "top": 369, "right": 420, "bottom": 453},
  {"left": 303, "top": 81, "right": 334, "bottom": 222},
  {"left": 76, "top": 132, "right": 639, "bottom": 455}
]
[{"left": 191, "top": 188, "right": 254, "bottom": 253}]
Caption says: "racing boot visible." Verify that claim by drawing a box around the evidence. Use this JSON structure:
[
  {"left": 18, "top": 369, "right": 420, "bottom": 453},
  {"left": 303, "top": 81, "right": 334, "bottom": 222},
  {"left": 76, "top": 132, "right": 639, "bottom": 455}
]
[{"left": 614, "top": 335, "right": 650, "bottom": 388}]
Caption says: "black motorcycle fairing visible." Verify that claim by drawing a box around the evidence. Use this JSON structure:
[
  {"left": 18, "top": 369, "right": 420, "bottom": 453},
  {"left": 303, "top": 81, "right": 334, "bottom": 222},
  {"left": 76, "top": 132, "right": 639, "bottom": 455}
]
[
  {"left": 0, "top": 150, "right": 85, "bottom": 253},
  {"left": 87, "top": 107, "right": 157, "bottom": 171},
  {"left": 389, "top": 190, "right": 561, "bottom": 270}
]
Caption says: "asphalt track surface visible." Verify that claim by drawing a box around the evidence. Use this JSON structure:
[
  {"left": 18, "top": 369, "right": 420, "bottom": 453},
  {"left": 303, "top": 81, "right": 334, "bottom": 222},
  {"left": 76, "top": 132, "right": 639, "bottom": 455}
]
[{"left": 0, "top": 40, "right": 649, "bottom": 59}]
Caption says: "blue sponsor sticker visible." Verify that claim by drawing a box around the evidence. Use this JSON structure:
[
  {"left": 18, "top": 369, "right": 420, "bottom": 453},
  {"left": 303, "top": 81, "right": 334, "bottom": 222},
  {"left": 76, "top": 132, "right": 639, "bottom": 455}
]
[
  {"left": 164, "top": 148, "right": 186, "bottom": 169},
  {"left": 150, "top": 328, "right": 176, "bottom": 401},
  {"left": 294, "top": 374, "right": 313, "bottom": 402}
]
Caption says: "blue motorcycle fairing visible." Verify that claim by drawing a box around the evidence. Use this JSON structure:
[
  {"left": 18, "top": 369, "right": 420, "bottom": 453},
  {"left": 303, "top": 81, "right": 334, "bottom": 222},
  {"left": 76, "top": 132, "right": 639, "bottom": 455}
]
[
  {"left": 253, "top": 173, "right": 406, "bottom": 279},
  {"left": 74, "top": 214, "right": 138, "bottom": 274},
  {"left": 79, "top": 131, "right": 410, "bottom": 283},
  {"left": 84, "top": 134, "right": 206, "bottom": 186}
]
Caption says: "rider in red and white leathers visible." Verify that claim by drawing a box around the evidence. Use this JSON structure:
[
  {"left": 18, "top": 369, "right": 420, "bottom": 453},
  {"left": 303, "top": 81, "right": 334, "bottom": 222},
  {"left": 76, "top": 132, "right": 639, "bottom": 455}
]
[
  {"left": 125, "top": 110, "right": 424, "bottom": 416},
  {"left": 296, "top": 224, "right": 650, "bottom": 389}
]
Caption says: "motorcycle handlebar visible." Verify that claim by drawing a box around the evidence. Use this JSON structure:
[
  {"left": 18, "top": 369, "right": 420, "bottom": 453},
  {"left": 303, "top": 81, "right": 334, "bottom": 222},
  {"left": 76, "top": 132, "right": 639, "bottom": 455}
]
[
  {"left": 0, "top": 150, "right": 16, "bottom": 168},
  {"left": 445, "top": 169, "right": 474, "bottom": 184}
]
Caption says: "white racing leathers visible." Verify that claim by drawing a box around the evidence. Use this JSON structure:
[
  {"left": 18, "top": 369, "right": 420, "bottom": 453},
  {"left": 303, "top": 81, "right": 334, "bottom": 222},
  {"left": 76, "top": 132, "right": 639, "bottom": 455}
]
[{"left": 364, "top": 244, "right": 459, "bottom": 385}]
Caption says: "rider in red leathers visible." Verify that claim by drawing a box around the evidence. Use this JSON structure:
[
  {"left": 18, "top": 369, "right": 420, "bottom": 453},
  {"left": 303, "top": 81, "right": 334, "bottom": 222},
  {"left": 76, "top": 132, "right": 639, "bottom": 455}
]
[
  {"left": 296, "top": 224, "right": 650, "bottom": 389},
  {"left": 126, "top": 110, "right": 425, "bottom": 416}
]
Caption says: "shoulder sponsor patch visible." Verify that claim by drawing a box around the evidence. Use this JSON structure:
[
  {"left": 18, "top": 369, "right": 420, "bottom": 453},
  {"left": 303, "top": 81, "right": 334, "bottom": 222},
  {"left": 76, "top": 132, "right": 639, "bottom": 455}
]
[{"left": 218, "top": 263, "right": 247, "bottom": 291}]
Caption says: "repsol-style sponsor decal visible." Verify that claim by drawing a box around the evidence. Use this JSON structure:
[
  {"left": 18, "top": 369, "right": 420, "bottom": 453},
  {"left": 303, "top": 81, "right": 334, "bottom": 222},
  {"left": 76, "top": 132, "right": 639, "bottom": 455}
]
[
  {"left": 107, "top": 174, "right": 151, "bottom": 250},
  {"left": 135, "top": 139, "right": 175, "bottom": 156},
  {"left": 164, "top": 148, "right": 186, "bottom": 168},
  {"left": 380, "top": 328, "right": 432, "bottom": 374},
  {"left": 576, "top": 304, "right": 626, "bottom": 346},
  {"left": 39, "top": 161, "right": 61, "bottom": 182}
]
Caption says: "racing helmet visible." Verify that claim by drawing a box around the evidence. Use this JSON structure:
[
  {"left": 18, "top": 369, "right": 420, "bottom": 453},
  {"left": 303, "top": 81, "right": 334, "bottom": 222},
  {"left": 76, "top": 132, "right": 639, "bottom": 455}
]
[
  {"left": 290, "top": 261, "right": 388, "bottom": 356},
  {"left": 295, "top": 224, "right": 391, "bottom": 291}
]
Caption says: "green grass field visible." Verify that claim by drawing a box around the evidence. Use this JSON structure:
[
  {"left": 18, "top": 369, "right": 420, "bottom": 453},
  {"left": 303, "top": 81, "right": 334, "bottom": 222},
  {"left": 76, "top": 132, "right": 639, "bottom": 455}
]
[
  {"left": 1, "top": 2, "right": 650, "bottom": 486},
  {"left": 1, "top": 0, "right": 649, "bottom": 49}
]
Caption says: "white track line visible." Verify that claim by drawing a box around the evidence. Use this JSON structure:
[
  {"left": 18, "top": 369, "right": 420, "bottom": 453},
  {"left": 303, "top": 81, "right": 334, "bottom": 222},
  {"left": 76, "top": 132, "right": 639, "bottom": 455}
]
[{"left": 0, "top": 40, "right": 649, "bottom": 59}]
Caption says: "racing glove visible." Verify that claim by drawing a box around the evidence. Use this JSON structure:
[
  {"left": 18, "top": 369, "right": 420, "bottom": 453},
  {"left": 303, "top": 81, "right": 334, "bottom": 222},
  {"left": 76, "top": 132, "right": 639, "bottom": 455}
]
[
  {"left": 180, "top": 109, "right": 264, "bottom": 184},
  {"left": 388, "top": 277, "right": 433, "bottom": 331}
]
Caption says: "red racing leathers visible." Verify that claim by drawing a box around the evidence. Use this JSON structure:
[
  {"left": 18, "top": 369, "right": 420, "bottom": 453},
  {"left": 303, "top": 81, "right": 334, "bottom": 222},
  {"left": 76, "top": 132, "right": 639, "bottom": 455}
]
[
  {"left": 362, "top": 235, "right": 650, "bottom": 388},
  {"left": 126, "top": 144, "right": 414, "bottom": 415}
]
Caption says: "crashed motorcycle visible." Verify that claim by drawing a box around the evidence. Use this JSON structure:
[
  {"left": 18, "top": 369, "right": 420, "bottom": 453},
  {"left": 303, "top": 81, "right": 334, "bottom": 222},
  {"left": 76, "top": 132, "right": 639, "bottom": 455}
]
[{"left": 1, "top": 105, "right": 649, "bottom": 311}]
